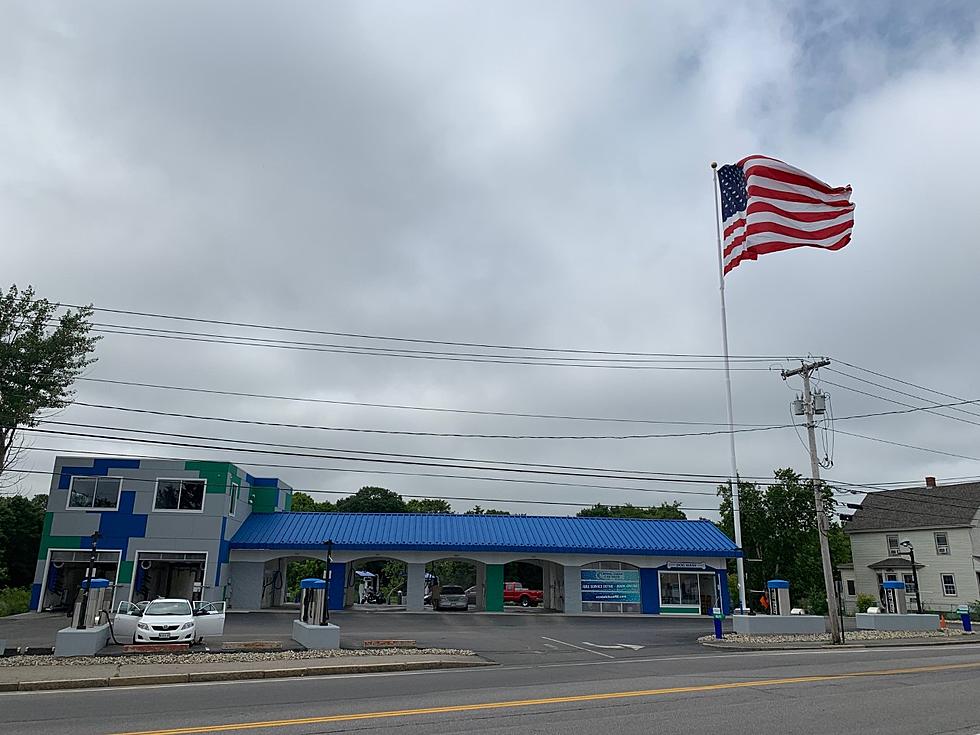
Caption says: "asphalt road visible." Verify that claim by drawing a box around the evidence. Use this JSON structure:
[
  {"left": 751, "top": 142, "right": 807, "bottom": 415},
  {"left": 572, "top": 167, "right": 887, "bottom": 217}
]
[
  {"left": 1, "top": 609, "right": 721, "bottom": 664},
  {"left": 3, "top": 638, "right": 980, "bottom": 734}
]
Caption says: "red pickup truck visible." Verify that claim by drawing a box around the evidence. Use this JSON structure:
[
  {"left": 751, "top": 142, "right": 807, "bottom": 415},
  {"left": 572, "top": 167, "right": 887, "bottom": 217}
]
[{"left": 503, "top": 581, "right": 543, "bottom": 607}]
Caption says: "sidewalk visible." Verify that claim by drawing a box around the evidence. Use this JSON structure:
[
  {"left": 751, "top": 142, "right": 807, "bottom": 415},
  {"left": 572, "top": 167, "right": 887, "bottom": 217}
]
[
  {"left": 702, "top": 634, "right": 980, "bottom": 651},
  {"left": 0, "top": 652, "right": 494, "bottom": 692}
]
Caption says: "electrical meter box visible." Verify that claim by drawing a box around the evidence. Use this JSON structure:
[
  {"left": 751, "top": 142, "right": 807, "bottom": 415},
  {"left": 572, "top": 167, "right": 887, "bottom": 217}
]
[
  {"left": 882, "top": 580, "right": 908, "bottom": 615},
  {"left": 299, "top": 577, "right": 328, "bottom": 626},
  {"left": 71, "top": 578, "right": 111, "bottom": 629},
  {"left": 767, "top": 579, "right": 791, "bottom": 616}
]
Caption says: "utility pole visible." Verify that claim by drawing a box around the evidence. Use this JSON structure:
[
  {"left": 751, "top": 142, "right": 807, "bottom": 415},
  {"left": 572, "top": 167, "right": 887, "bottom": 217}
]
[{"left": 781, "top": 359, "right": 842, "bottom": 645}]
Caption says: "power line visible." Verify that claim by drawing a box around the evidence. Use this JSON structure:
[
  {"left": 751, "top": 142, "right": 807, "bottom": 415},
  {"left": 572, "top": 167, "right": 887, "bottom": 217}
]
[
  {"left": 57, "top": 302, "right": 809, "bottom": 361},
  {"left": 85, "top": 326, "right": 778, "bottom": 370},
  {"left": 821, "top": 379, "right": 980, "bottom": 428},
  {"left": 65, "top": 401, "right": 792, "bottom": 440},
  {"left": 835, "top": 428, "right": 980, "bottom": 463},
  {"left": 14, "top": 449, "right": 727, "bottom": 513},
  {"left": 825, "top": 368, "right": 980, "bottom": 424},
  {"left": 77, "top": 376, "right": 773, "bottom": 428}
]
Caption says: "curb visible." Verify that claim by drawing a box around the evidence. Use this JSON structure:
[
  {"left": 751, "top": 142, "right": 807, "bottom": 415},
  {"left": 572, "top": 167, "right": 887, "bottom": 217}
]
[
  {"left": 8, "top": 658, "right": 496, "bottom": 692},
  {"left": 700, "top": 637, "right": 980, "bottom": 652}
]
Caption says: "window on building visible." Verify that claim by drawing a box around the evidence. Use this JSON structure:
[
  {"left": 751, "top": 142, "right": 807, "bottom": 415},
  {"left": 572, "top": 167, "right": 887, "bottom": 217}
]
[
  {"left": 934, "top": 532, "right": 950, "bottom": 555},
  {"left": 67, "top": 477, "right": 122, "bottom": 510},
  {"left": 886, "top": 534, "right": 900, "bottom": 556},
  {"left": 229, "top": 483, "right": 239, "bottom": 516},
  {"left": 154, "top": 479, "right": 206, "bottom": 511},
  {"left": 846, "top": 580, "right": 856, "bottom": 596},
  {"left": 903, "top": 574, "right": 917, "bottom": 593},
  {"left": 941, "top": 573, "right": 957, "bottom": 596}
]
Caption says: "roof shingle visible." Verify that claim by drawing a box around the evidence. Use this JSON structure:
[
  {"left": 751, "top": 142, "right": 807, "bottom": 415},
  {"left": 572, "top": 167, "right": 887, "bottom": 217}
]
[{"left": 845, "top": 482, "right": 980, "bottom": 532}]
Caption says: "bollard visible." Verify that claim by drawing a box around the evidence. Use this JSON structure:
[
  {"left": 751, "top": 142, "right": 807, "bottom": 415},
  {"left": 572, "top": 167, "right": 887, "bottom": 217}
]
[{"left": 712, "top": 607, "right": 724, "bottom": 640}]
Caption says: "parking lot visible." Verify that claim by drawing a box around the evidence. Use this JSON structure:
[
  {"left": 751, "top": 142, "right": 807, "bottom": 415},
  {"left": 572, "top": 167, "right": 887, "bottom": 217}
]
[{"left": 0, "top": 608, "right": 720, "bottom": 664}]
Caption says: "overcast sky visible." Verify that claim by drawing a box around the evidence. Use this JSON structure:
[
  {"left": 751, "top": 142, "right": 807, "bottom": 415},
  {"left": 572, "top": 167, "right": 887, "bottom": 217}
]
[{"left": 4, "top": 1, "right": 980, "bottom": 517}]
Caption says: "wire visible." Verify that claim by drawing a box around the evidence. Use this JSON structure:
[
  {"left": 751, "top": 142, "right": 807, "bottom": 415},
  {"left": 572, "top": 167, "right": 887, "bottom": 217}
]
[
  {"left": 826, "top": 368, "right": 980, "bottom": 423},
  {"left": 835, "top": 428, "right": 980, "bottom": 463},
  {"left": 56, "top": 302, "right": 810, "bottom": 361},
  {"left": 63, "top": 400, "right": 793, "bottom": 440},
  {"left": 76, "top": 376, "right": 773, "bottom": 428},
  {"left": 821, "top": 379, "right": 980, "bottom": 428}
]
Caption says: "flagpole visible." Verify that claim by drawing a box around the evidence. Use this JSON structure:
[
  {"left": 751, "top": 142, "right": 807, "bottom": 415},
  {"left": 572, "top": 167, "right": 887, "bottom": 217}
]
[{"left": 711, "top": 161, "right": 748, "bottom": 614}]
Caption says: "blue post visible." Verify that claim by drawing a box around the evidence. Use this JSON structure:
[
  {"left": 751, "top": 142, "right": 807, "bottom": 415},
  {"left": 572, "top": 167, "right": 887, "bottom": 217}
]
[
  {"left": 961, "top": 609, "right": 973, "bottom": 633},
  {"left": 713, "top": 616, "right": 723, "bottom": 639}
]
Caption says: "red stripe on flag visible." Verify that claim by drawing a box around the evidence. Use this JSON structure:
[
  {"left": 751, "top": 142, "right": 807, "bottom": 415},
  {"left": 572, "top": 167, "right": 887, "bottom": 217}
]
[
  {"left": 747, "top": 185, "right": 852, "bottom": 207},
  {"left": 746, "top": 200, "right": 854, "bottom": 223},
  {"left": 743, "top": 164, "right": 850, "bottom": 196},
  {"left": 723, "top": 234, "right": 851, "bottom": 275}
]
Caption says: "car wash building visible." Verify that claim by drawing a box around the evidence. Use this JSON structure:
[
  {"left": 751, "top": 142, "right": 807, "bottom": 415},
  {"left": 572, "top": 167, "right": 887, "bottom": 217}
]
[{"left": 32, "top": 456, "right": 740, "bottom": 616}]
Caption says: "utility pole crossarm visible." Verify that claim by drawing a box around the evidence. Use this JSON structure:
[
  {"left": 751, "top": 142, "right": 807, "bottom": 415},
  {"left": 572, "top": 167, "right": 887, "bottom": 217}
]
[{"left": 781, "top": 358, "right": 831, "bottom": 379}]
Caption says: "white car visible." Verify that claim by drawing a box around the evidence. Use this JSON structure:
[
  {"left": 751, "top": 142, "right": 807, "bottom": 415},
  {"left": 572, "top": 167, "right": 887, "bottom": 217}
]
[{"left": 114, "top": 598, "right": 226, "bottom": 644}]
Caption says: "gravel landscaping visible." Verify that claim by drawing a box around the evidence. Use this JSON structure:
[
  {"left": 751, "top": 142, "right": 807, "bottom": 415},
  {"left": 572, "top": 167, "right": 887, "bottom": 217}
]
[
  {"left": 698, "top": 629, "right": 968, "bottom": 644},
  {"left": 0, "top": 647, "right": 475, "bottom": 667}
]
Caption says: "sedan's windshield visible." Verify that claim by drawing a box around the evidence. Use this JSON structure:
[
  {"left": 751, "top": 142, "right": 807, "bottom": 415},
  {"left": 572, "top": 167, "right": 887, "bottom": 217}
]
[
  {"left": 144, "top": 600, "right": 192, "bottom": 616},
  {"left": 440, "top": 586, "right": 464, "bottom": 595}
]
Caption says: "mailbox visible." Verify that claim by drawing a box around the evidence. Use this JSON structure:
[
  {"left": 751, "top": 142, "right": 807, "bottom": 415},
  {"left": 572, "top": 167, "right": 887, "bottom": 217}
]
[
  {"left": 882, "top": 580, "right": 907, "bottom": 614},
  {"left": 767, "top": 579, "right": 791, "bottom": 616},
  {"left": 299, "top": 577, "right": 328, "bottom": 626}
]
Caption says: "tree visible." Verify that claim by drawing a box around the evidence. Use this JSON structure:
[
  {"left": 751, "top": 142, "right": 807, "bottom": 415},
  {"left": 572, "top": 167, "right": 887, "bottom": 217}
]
[
  {"left": 717, "top": 468, "right": 851, "bottom": 614},
  {"left": 0, "top": 285, "right": 99, "bottom": 483},
  {"left": 290, "top": 491, "right": 336, "bottom": 512},
  {"left": 466, "top": 505, "right": 511, "bottom": 515},
  {"left": 577, "top": 502, "right": 686, "bottom": 520},
  {"left": 0, "top": 494, "right": 47, "bottom": 588},
  {"left": 405, "top": 498, "right": 453, "bottom": 513},
  {"left": 335, "top": 486, "right": 407, "bottom": 513}
]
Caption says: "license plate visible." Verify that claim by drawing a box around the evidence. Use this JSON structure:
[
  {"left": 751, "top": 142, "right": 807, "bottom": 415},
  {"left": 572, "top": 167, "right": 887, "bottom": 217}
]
[{"left": 158, "top": 632, "right": 171, "bottom": 639}]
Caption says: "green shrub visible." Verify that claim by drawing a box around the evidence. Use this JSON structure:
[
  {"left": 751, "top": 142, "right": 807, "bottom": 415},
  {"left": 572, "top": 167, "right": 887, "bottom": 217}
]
[
  {"left": 0, "top": 587, "right": 30, "bottom": 617},
  {"left": 855, "top": 594, "right": 878, "bottom": 613}
]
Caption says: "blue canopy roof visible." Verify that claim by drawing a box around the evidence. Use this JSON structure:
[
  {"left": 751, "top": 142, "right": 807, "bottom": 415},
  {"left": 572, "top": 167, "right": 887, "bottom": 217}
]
[{"left": 230, "top": 512, "right": 741, "bottom": 558}]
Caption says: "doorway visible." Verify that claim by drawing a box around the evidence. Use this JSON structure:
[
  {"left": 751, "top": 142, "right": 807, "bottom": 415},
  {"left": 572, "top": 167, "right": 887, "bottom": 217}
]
[{"left": 132, "top": 552, "right": 207, "bottom": 603}]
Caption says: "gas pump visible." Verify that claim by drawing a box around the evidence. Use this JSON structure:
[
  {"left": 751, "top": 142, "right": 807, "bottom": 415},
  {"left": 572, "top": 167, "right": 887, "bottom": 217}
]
[
  {"left": 882, "top": 580, "right": 908, "bottom": 614},
  {"left": 299, "top": 578, "right": 327, "bottom": 626},
  {"left": 766, "top": 580, "right": 791, "bottom": 616},
  {"left": 71, "top": 578, "right": 111, "bottom": 628}
]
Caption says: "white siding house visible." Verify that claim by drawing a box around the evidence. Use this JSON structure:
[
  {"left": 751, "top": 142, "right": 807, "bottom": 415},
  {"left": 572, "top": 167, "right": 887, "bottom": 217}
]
[{"left": 845, "top": 479, "right": 980, "bottom": 613}]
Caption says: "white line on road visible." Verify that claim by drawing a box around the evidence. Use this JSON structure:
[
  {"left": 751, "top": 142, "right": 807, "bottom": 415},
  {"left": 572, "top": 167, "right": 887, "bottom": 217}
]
[
  {"left": 2, "top": 645, "right": 976, "bottom": 697},
  {"left": 541, "top": 636, "right": 615, "bottom": 659}
]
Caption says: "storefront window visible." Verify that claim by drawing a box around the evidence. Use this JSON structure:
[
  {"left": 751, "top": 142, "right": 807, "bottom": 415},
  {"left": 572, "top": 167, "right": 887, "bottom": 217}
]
[{"left": 680, "top": 573, "right": 701, "bottom": 605}]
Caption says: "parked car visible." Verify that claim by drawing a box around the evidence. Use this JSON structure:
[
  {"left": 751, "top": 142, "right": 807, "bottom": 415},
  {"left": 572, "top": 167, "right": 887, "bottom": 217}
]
[
  {"left": 431, "top": 585, "right": 469, "bottom": 611},
  {"left": 113, "top": 598, "right": 226, "bottom": 644},
  {"left": 503, "top": 581, "right": 543, "bottom": 607}
]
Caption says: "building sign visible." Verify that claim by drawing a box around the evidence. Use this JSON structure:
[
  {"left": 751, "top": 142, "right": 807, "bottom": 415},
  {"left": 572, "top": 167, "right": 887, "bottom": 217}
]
[
  {"left": 666, "top": 562, "right": 707, "bottom": 570},
  {"left": 581, "top": 569, "right": 641, "bottom": 603}
]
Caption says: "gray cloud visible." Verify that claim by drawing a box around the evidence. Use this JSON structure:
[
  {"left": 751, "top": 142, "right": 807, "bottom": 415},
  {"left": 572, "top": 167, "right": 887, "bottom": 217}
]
[{"left": 3, "top": 1, "right": 980, "bottom": 515}]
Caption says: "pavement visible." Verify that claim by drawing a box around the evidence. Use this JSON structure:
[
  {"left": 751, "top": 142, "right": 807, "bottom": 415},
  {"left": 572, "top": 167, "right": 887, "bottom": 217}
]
[
  {"left": 0, "top": 652, "right": 491, "bottom": 691},
  {"left": 2, "top": 638, "right": 979, "bottom": 734}
]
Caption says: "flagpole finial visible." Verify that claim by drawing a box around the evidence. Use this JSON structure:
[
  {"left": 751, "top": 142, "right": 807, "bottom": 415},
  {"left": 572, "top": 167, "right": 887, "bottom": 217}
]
[{"left": 710, "top": 161, "right": 718, "bottom": 169}]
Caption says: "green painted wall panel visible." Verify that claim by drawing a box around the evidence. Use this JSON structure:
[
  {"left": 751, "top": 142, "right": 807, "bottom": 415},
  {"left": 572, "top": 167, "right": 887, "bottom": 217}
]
[
  {"left": 38, "top": 535, "right": 83, "bottom": 561},
  {"left": 485, "top": 564, "right": 504, "bottom": 612},
  {"left": 184, "top": 461, "right": 232, "bottom": 494},
  {"left": 118, "top": 560, "right": 134, "bottom": 584},
  {"left": 250, "top": 487, "right": 279, "bottom": 513}
]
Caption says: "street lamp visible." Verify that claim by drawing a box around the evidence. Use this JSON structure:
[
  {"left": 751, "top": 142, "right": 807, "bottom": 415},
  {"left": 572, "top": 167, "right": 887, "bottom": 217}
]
[
  {"left": 76, "top": 531, "right": 102, "bottom": 630},
  {"left": 322, "top": 539, "right": 334, "bottom": 625},
  {"left": 899, "top": 540, "right": 923, "bottom": 614}
]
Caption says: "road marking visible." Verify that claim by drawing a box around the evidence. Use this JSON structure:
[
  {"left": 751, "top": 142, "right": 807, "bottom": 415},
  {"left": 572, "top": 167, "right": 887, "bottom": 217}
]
[
  {"left": 107, "top": 660, "right": 980, "bottom": 735},
  {"left": 541, "top": 636, "right": 615, "bottom": 659},
  {"left": 542, "top": 642, "right": 559, "bottom": 649},
  {"left": 582, "top": 642, "right": 645, "bottom": 651}
]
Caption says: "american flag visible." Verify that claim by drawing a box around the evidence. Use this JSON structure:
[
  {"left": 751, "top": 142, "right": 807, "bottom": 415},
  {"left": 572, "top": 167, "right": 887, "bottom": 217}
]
[{"left": 718, "top": 155, "right": 854, "bottom": 275}]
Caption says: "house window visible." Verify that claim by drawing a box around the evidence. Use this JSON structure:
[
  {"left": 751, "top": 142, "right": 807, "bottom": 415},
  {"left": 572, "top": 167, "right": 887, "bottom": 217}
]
[
  {"left": 154, "top": 479, "right": 206, "bottom": 512},
  {"left": 886, "top": 534, "right": 900, "bottom": 556},
  {"left": 935, "top": 532, "right": 950, "bottom": 555},
  {"left": 941, "top": 573, "right": 957, "bottom": 596},
  {"left": 903, "top": 574, "right": 917, "bottom": 594},
  {"left": 67, "top": 477, "right": 122, "bottom": 510},
  {"left": 229, "top": 483, "right": 239, "bottom": 516},
  {"left": 846, "top": 580, "right": 856, "bottom": 596}
]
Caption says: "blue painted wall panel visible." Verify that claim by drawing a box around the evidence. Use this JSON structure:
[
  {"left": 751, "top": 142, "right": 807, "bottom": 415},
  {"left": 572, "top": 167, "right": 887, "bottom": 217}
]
[{"left": 639, "top": 568, "right": 660, "bottom": 614}]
